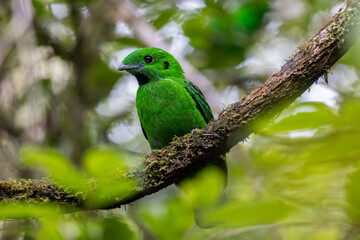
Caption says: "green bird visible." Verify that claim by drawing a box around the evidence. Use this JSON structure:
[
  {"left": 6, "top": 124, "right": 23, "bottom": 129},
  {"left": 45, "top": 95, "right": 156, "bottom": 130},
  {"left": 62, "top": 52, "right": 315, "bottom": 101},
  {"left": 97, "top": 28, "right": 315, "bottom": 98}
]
[{"left": 118, "top": 47, "right": 227, "bottom": 227}]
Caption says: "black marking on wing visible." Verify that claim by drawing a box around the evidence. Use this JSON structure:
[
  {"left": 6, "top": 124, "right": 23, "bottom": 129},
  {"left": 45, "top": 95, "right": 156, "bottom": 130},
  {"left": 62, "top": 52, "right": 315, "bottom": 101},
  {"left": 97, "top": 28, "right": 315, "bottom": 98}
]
[{"left": 184, "top": 79, "right": 213, "bottom": 123}]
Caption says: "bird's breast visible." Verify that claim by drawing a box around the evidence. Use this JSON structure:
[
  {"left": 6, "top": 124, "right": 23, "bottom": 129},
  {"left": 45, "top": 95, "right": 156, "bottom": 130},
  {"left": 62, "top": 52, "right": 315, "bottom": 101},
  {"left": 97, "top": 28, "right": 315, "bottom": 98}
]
[{"left": 136, "top": 80, "right": 206, "bottom": 149}]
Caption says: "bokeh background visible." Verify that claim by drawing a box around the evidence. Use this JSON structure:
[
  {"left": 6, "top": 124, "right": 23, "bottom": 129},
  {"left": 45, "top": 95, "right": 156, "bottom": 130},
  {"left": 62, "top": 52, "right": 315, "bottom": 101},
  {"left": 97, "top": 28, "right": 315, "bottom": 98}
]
[{"left": 1, "top": 0, "right": 360, "bottom": 239}]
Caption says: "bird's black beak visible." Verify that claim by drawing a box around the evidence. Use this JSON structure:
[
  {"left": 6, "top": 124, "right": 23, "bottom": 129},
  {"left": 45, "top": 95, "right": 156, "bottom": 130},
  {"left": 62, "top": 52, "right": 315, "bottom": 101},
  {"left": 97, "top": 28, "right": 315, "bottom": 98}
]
[{"left": 117, "top": 64, "right": 142, "bottom": 71}]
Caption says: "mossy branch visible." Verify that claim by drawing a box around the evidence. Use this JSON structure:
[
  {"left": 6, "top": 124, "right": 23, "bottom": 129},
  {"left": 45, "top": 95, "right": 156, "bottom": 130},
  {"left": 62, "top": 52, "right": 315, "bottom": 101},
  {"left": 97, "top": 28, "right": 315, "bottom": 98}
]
[{"left": 1, "top": 0, "right": 360, "bottom": 212}]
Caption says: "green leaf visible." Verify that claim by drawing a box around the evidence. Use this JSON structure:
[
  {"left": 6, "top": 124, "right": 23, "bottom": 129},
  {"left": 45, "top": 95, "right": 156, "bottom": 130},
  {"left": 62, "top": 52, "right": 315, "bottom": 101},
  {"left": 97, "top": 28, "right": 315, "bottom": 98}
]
[
  {"left": 140, "top": 197, "right": 193, "bottom": 240},
  {"left": 179, "top": 166, "right": 226, "bottom": 207},
  {"left": 307, "top": 131, "right": 360, "bottom": 164},
  {"left": 211, "top": 200, "right": 295, "bottom": 227},
  {"left": 69, "top": 215, "right": 139, "bottom": 240},
  {"left": 101, "top": 218, "right": 138, "bottom": 240},
  {"left": 0, "top": 203, "right": 62, "bottom": 219},
  {"left": 345, "top": 168, "right": 360, "bottom": 222},
  {"left": 37, "top": 218, "right": 63, "bottom": 240},
  {"left": 263, "top": 102, "right": 336, "bottom": 133},
  {"left": 82, "top": 146, "right": 128, "bottom": 178},
  {"left": 20, "top": 146, "right": 87, "bottom": 192},
  {"left": 82, "top": 147, "right": 135, "bottom": 208},
  {"left": 336, "top": 100, "right": 360, "bottom": 127},
  {"left": 54, "top": 213, "right": 139, "bottom": 240},
  {"left": 85, "top": 178, "right": 135, "bottom": 209}
]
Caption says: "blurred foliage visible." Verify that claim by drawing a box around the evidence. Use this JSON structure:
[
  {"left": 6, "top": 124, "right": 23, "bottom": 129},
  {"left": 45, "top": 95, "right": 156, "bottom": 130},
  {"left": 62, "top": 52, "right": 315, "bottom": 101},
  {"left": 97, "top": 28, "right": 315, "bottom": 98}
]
[
  {"left": 1, "top": 0, "right": 360, "bottom": 239},
  {"left": 183, "top": 0, "right": 270, "bottom": 68}
]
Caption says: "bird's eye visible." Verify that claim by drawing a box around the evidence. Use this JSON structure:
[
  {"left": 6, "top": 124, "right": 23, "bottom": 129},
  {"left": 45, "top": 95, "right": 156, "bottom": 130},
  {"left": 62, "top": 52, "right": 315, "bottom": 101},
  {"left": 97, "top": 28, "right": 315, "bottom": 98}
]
[{"left": 144, "top": 56, "right": 153, "bottom": 64}]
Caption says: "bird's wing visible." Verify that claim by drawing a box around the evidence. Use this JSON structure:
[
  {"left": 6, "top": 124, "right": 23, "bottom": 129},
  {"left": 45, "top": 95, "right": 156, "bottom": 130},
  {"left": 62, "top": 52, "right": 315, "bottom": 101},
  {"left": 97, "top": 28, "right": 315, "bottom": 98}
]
[{"left": 184, "top": 79, "right": 213, "bottom": 123}]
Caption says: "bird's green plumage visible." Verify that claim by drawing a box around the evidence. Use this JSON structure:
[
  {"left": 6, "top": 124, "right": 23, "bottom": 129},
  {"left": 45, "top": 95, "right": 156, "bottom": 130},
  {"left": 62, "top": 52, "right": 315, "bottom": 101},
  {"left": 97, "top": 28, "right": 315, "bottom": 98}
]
[
  {"left": 136, "top": 78, "right": 208, "bottom": 149},
  {"left": 184, "top": 79, "right": 213, "bottom": 123},
  {"left": 119, "top": 47, "right": 214, "bottom": 149},
  {"left": 118, "top": 47, "right": 226, "bottom": 228}
]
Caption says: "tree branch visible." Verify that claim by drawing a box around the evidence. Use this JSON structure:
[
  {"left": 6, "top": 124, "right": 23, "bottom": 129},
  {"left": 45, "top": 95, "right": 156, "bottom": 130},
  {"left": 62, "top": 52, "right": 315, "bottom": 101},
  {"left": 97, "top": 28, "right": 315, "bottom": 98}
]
[{"left": 0, "top": 0, "right": 359, "bottom": 212}]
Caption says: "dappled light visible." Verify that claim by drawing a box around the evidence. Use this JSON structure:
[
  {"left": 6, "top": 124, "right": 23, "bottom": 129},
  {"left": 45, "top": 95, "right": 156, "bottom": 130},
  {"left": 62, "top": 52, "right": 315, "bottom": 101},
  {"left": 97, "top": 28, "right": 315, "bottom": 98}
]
[{"left": 0, "top": 0, "right": 360, "bottom": 239}]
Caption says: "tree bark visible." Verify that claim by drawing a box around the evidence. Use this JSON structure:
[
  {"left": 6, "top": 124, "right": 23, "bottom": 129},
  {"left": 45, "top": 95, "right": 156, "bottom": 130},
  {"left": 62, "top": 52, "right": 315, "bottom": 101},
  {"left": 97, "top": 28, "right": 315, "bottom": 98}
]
[{"left": 0, "top": 0, "right": 359, "bottom": 212}]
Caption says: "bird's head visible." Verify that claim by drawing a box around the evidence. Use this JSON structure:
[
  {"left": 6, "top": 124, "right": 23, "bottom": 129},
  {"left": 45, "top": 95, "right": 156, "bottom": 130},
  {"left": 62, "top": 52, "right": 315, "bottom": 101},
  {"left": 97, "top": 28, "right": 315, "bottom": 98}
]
[{"left": 117, "top": 47, "right": 184, "bottom": 85}]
